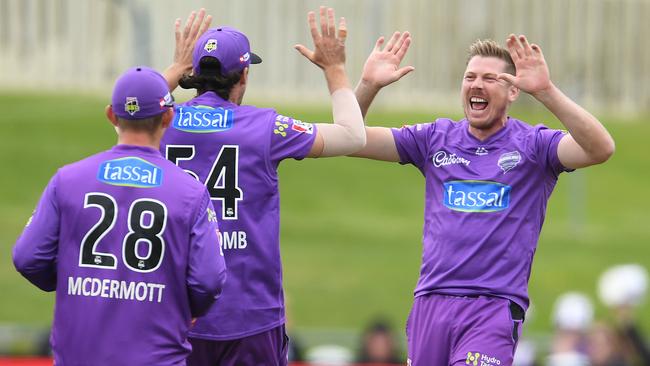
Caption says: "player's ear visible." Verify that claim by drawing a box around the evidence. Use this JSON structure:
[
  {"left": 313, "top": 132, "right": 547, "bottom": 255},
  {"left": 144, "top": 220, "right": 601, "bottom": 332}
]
[
  {"left": 508, "top": 85, "right": 520, "bottom": 102},
  {"left": 239, "top": 67, "right": 249, "bottom": 87},
  {"left": 161, "top": 108, "right": 174, "bottom": 129},
  {"left": 105, "top": 105, "right": 119, "bottom": 127}
]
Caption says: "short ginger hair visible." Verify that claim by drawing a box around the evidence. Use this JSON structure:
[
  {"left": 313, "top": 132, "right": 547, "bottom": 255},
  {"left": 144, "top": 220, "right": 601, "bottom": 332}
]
[{"left": 467, "top": 39, "right": 516, "bottom": 75}]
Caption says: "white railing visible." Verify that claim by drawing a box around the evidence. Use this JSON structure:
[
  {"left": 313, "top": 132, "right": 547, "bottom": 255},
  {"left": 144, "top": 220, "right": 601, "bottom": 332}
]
[{"left": 1, "top": 0, "right": 648, "bottom": 114}]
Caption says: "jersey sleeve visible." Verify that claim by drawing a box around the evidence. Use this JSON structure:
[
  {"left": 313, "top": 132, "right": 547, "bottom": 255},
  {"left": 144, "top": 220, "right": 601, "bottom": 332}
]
[
  {"left": 13, "top": 173, "right": 60, "bottom": 292},
  {"left": 268, "top": 113, "right": 318, "bottom": 166},
  {"left": 533, "top": 125, "right": 572, "bottom": 178},
  {"left": 391, "top": 123, "right": 435, "bottom": 171},
  {"left": 186, "top": 190, "right": 227, "bottom": 318}
]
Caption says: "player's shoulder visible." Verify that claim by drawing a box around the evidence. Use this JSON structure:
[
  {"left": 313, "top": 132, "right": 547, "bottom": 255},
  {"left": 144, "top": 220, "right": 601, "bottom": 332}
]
[
  {"left": 434, "top": 117, "right": 462, "bottom": 130},
  {"left": 508, "top": 117, "right": 561, "bottom": 138},
  {"left": 56, "top": 149, "right": 112, "bottom": 178},
  {"left": 238, "top": 104, "right": 277, "bottom": 120}
]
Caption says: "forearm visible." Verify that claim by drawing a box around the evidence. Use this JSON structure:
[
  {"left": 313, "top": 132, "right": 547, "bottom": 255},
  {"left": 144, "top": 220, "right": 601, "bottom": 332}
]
[
  {"left": 162, "top": 63, "right": 190, "bottom": 92},
  {"left": 354, "top": 79, "right": 380, "bottom": 119},
  {"left": 534, "top": 83, "right": 615, "bottom": 161},
  {"left": 317, "top": 88, "right": 366, "bottom": 157}
]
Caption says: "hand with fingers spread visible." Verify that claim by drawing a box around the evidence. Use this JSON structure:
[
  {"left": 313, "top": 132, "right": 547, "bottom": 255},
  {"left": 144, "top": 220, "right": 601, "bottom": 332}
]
[
  {"left": 163, "top": 8, "right": 213, "bottom": 91},
  {"left": 295, "top": 6, "right": 350, "bottom": 93},
  {"left": 360, "top": 32, "right": 415, "bottom": 89},
  {"left": 498, "top": 34, "right": 552, "bottom": 96}
]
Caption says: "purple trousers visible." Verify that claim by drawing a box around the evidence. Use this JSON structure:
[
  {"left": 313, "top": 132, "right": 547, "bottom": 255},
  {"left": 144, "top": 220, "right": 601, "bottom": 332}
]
[
  {"left": 187, "top": 325, "right": 288, "bottom": 366},
  {"left": 406, "top": 294, "right": 524, "bottom": 366}
]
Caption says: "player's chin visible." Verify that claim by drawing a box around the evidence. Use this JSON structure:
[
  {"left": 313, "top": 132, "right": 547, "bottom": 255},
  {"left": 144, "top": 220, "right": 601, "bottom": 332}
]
[{"left": 466, "top": 115, "right": 492, "bottom": 130}]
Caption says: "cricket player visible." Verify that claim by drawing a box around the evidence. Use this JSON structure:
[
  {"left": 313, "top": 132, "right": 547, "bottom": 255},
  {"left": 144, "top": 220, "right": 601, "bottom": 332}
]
[
  {"left": 13, "top": 66, "right": 227, "bottom": 365},
  {"left": 352, "top": 34, "right": 615, "bottom": 365},
  {"left": 160, "top": 7, "right": 365, "bottom": 365}
]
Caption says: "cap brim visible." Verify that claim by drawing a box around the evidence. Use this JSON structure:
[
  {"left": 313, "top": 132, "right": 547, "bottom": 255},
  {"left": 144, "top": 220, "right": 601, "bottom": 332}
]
[{"left": 250, "top": 52, "right": 262, "bottom": 64}]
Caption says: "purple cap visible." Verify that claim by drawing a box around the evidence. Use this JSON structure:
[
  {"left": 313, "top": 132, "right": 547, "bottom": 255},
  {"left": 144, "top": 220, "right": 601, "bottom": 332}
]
[
  {"left": 193, "top": 27, "right": 262, "bottom": 75},
  {"left": 111, "top": 66, "right": 174, "bottom": 120}
]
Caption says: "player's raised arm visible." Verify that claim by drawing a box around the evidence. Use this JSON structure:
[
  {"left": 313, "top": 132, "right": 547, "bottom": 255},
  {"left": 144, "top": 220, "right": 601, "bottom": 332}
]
[
  {"left": 162, "top": 8, "right": 212, "bottom": 91},
  {"left": 349, "top": 31, "right": 414, "bottom": 162},
  {"left": 355, "top": 31, "right": 414, "bottom": 118},
  {"left": 498, "top": 34, "right": 615, "bottom": 169},
  {"left": 294, "top": 6, "right": 365, "bottom": 158}
]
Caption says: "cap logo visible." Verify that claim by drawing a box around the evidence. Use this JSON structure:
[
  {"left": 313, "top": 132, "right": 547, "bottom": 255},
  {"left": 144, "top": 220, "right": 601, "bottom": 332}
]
[
  {"left": 124, "top": 97, "right": 140, "bottom": 116},
  {"left": 204, "top": 39, "right": 218, "bottom": 53},
  {"left": 159, "top": 92, "right": 173, "bottom": 108},
  {"left": 240, "top": 52, "right": 250, "bottom": 62}
]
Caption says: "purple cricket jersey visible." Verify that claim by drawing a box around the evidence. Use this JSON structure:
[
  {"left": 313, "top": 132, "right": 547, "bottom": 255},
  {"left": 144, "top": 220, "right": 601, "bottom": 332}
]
[
  {"left": 160, "top": 92, "right": 317, "bottom": 340},
  {"left": 13, "top": 145, "right": 227, "bottom": 366},
  {"left": 392, "top": 117, "right": 569, "bottom": 310}
]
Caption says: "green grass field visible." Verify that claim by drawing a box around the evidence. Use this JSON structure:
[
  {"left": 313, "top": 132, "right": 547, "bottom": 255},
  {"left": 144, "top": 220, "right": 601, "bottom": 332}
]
[{"left": 1, "top": 92, "right": 649, "bottom": 340}]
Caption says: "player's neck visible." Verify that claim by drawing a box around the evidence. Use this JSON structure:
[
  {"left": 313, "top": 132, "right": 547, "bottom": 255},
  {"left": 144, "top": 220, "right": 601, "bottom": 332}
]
[
  {"left": 117, "top": 131, "right": 160, "bottom": 150},
  {"left": 467, "top": 115, "right": 508, "bottom": 141}
]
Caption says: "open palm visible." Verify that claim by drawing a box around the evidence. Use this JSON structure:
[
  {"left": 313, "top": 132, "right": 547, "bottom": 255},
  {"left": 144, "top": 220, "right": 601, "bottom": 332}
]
[
  {"left": 361, "top": 32, "right": 414, "bottom": 88},
  {"left": 498, "top": 34, "right": 552, "bottom": 95}
]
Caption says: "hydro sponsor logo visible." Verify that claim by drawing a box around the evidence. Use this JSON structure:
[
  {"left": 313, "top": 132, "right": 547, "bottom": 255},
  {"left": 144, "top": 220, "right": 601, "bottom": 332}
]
[
  {"left": 172, "top": 106, "right": 234, "bottom": 133},
  {"left": 98, "top": 157, "right": 162, "bottom": 188},
  {"left": 443, "top": 180, "right": 511, "bottom": 213},
  {"left": 465, "top": 351, "right": 502, "bottom": 365}
]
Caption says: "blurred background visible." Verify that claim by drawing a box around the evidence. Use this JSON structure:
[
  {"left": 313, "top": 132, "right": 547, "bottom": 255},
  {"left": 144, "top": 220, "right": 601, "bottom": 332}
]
[{"left": 1, "top": 0, "right": 649, "bottom": 365}]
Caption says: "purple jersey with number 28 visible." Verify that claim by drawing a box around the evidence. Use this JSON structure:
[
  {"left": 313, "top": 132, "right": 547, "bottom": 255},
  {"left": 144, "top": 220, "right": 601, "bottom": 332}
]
[
  {"left": 160, "top": 91, "right": 317, "bottom": 340},
  {"left": 392, "top": 117, "right": 570, "bottom": 310},
  {"left": 13, "top": 145, "right": 227, "bottom": 365}
]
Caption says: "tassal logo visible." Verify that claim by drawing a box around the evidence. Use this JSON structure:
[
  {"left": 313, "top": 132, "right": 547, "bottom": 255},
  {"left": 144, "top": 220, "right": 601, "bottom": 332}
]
[
  {"left": 443, "top": 180, "right": 511, "bottom": 212},
  {"left": 98, "top": 157, "right": 162, "bottom": 188},
  {"left": 172, "top": 106, "right": 234, "bottom": 133}
]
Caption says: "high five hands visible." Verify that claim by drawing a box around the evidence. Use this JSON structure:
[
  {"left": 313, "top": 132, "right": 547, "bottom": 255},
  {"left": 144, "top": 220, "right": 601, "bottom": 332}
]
[
  {"left": 360, "top": 32, "right": 415, "bottom": 89},
  {"left": 498, "top": 34, "right": 553, "bottom": 96},
  {"left": 295, "top": 6, "right": 347, "bottom": 71}
]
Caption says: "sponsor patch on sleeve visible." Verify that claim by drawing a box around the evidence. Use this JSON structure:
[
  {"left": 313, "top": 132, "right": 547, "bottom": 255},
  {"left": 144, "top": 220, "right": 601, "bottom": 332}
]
[{"left": 291, "top": 120, "right": 314, "bottom": 134}]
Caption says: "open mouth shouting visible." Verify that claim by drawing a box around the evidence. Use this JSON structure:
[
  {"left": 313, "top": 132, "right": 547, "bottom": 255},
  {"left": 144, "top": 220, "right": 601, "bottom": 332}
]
[{"left": 470, "top": 96, "right": 488, "bottom": 111}]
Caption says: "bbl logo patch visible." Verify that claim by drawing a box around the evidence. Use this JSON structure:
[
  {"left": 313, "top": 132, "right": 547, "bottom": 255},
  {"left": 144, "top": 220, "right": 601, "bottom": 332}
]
[
  {"left": 291, "top": 120, "right": 314, "bottom": 134},
  {"left": 125, "top": 97, "right": 140, "bottom": 116},
  {"left": 498, "top": 151, "right": 521, "bottom": 173},
  {"left": 204, "top": 39, "right": 218, "bottom": 52},
  {"left": 240, "top": 52, "right": 250, "bottom": 62},
  {"left": 159, "top": 91, "right": 173, "bottom": 108}
]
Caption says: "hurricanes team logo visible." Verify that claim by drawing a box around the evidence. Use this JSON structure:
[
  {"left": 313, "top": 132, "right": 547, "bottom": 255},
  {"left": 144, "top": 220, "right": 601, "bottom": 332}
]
[
  {"left": 204, "top": 39, "right": 218, "bottom": 52},
  {"left": 497, "top": 151, "right": 521, "bottom": 173},
  {"left": 124, "top": 97, "right": 140, "bottom": 116},
  {"left": 466, "top": 352, "right": 480, "bottom": 366}
]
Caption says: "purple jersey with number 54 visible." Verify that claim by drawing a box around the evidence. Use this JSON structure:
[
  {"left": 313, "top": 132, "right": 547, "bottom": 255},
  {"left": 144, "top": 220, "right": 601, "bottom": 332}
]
[
  {"left": 160, "top": 92, "right": 317, "bottom": 340},
  {"left": 13, "top": 145, "right": 227, "bottom": 365}
]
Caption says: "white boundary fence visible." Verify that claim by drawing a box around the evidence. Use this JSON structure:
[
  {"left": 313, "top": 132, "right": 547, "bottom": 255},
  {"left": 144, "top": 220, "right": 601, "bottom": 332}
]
[{"left": 1, "top": 0, "right": 649, "bottom": 113}]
